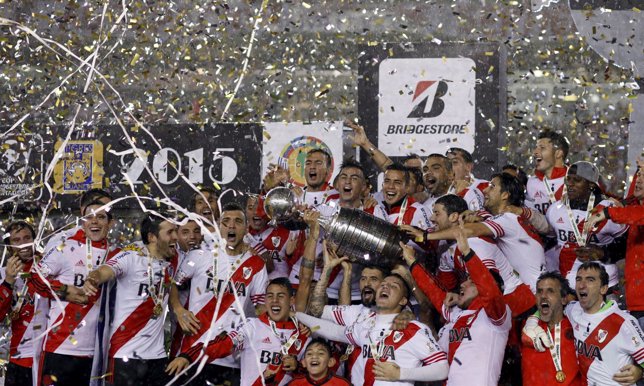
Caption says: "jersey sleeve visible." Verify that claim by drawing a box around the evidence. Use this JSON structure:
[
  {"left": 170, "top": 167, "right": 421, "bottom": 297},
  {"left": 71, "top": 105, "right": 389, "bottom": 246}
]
[
  {"left": 622, "top": 315, "right": 644, "bottom": 367},
  {"left": 320, "top": 305, "right": 360, "bottom": 326},
  {"left": 436, "top": 253, "right": 458, "bottom": 291},
  {"left": 0, "top": 269, "right": 14, "bottom": 319},
  {"left": 174, "top": 250, "right": 200, "bottom": 286},
  {"left": 410, "top": 322, "right": 448, "bottom": 367},
  {"left": 28, "top": 247, "right": 66, "bottom": 298},
  {"left": 607, "top": 205, "right": 644, "bottom": 226},
  {"left": 410, "top": 263, "right": 448, "bottom": 318},
  {"left": 482, "top": 214, "right": 514, "bottom": 239},
  {"left": 104, "top": 251, "right": 133, "bottom": 278},
  {"left": 249, "top": 262, "right": 268, "bottom": 306},
  {"left": 463, "top": 250, "right": 508, "bottom": 324}
]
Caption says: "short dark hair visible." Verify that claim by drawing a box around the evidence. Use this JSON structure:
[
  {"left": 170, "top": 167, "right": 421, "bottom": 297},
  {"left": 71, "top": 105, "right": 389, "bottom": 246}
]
[
  {"left": 538, "top": 130, "right": 570, "bottom": 159},
  {"left": 339, "top": 158, "right": 366, "bottom": 180},
  {"left": 577, "top": 262, "right": 609, "bottom": 287},
  {"left": 190, "top": 187, "right": 219, "bottom": 211},
  {"left": 406, "top": 166, "right": 423, "bottom": 187},
  {"left": 267, "top": 277, "right": 295, "bottom": 296},
  {"left": 220, "top": 202, "right": 247, "bottom": 222},
  {"left": 435, "top": 194, "right": 469, "bottom": 216},
  {"left": 537, "top": 271, "right": 573, "bottom": 298},
  {"left": 82, "top": 200, "right": 113, "bottom": 220},
  {"left": 385, "top": 163, "right": 410, "bottom": 185},
  {"left": 491, "top": 173, "right": 525, "bottom": 206},
  {"left": 427, "top": 154, "right": 453, "bottom": 173},
  {"left": 79, "top": 188, "right": 112, "bottom": 209},
  {"left": 140, "top": 212, "right": 173, "bottom": 245},
  {"left": 361, "top": 264, "right": 390, "bottom": 279},
  {"left": 307, "top": 148, "right": 332, "bottom": 168},
  {"left": 402, "top": 153, "right": 423, "bottom": 164},
  {"left": 3, "top": 220, "right": 36, "bottom": 245},
  {"left": 305, "top": 337, "right": 333, "bottom": 356},
  {"left": 501, "top": 164, "right": 528, "bottom": 188},
  {"left": 446, "top": 147, "right": 473, "bottom": 164}
]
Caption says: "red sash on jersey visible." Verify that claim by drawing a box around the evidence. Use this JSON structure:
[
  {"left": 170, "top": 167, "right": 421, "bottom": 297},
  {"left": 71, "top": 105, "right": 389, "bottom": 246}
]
[
  {"left": 447, "top": 310, "right": 481, "bottom": 364},
  {"left": 251, "top": 320, "right": 309, "bottom": 386},
  {"left": 576, "top": 313, "right": 624, "bottom": 377},
  {"left": 181, "top": 255, "right": 265, "bottom": 350},
  {"left": 108, "top": 267, "right": 173, "bottom": 357},
  {"left": 363, "top": 323, "right": 422, "bottom": 386},
  {"left": 44, "top": 293, "right": 100, "bottom": 353}
]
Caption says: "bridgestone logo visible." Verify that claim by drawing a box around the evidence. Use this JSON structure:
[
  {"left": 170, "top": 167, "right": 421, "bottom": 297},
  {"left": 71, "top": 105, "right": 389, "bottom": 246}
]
[{"left": 407, "top": 81, "right": 448, "bottom": 118}]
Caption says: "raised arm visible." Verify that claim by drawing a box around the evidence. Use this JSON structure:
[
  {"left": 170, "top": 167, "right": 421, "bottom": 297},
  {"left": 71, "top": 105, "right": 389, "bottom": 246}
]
[
  {"left": 296, "top": 312, "right": 350, "bottom": 343},
  {"left": 401, "top": 242, "right": 447, "bottom": 314},
  {"left": 294, "top": 210, "right": 320, "bottom": 313},
  {"left": 345, "top": 120, "right": 393, "bottom": 172},
  {"left": 83, "top": 265, "right": 116, "bottom": 297}
]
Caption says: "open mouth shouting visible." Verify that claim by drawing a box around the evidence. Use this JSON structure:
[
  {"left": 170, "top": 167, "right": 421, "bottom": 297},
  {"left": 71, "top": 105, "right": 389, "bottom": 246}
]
[
  {"left": 226, "top": 230, "right": 238, "bottom": 244},
  {"left": 361, "top": 287, "right": 375, "bottom": 305},
  {"left": 539, "top": 299, "right": 551, "bottom": 316}
]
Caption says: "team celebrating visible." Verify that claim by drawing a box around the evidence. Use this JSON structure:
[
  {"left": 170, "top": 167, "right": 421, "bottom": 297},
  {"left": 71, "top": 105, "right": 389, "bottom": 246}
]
[{"left": 1, "top": 122, "right": 644, "bottom": 386}]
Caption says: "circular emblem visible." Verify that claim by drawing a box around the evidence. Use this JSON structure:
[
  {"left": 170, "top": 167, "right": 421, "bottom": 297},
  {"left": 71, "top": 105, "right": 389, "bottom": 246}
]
[{"left": 278, "top": 136, "right": 334, "bottom": 187}]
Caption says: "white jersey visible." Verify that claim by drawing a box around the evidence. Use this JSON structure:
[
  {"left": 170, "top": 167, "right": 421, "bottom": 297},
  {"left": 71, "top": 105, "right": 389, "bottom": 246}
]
[
  {"left": 43, "top": 225, "right": 81, "bottom": 252},
  {"left": 321, "top": 304, "right": 373, "bottom": 327},
  {"left": 33, "top": 229, "right": 112, "bottom": 356},
  {"left": 345, "top": 313, "right": 447, "bottom": 386},
  {"left": 482, "top": 212, "right": 545, "bottom": 291},
  {"left": 185, "top": 315, "right": 310, "bottom": 386},
  {"left": 176, "top": 248, "right": 268, "bottom": 368},
  {"left": 245, "top": 225, "right": 296, "bottom": 280},
  {"left": 384, "top": 197, "right": 432, "bottom": 230},
  {"left": 546, "top": 199, "right": 628, "bottom": 287},
  {"left": 300, "top": 186, "right": 340, "bottom": 208},
  {"left": 105, "top": 245, "right": 172, "bottom": 359},
  {"left": 566, "top": 301, "right": 644, "bottom": 386},
  {"left": 448, "top": 182, "right": 485, "bottom": 212},
  {"left": 439, "top": 303, "right": 511, "bottom": 386},
  {"left": 438, "top": 237, "right": 523, "bottom": 295},
  {"left": 525, "top": 168, "right": 567, "bottom": 215}
]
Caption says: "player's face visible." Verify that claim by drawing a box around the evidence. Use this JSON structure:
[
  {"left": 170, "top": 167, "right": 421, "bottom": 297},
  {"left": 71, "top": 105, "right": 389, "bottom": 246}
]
[
  {"left": 219, "top": 210, "right": 247, "bottom": 250},
  {"left": 82, "top": 204, "right": 112, "bottom": 242},
  {"left": 423, "top": 157, "right": 451, "bottom": 195},
  {"left": 375, "top": 276, "right": 408, "bottom": 313},
  {"left": 9, "top": 227, "right": 35, "bottom": 262},
  {"left": 483, "top": 177, "right": 503, "bottom": 214},
  {"left": 302, "top": 343, "right": 334, "bottom": 380},
  {"left": 79, "top": 195, "right": 111, "bottom": 216},
  {"left": 359, "top": 267, "right": 384, "bottom": 307},
  {"left": 304, "top": 152, "right": 331, "bottom": 190},
  {"left": 382, "top": 169, "right": 408, "bottom": 205},
  {"left": 155, "top": 221, "right": 178, "bottom": 260},
  {"left": 536, "top": 278, "right": 566, "bottom": 324},
  {"left": 575, "top": 267, "right": 608, "bottom": 313},
  {"left": 431, "top": 203, "right": 453, "bottom": 231},
  {"left": 246, "top": 197, "right": 269, "bottom": 231},
  {"left": 457, "top": 277, "right": 479, "bottom": 309},
  {"left": 403, "top": 158, "right": 423, "bottom": 170},
  {"left": 194, "top": 191, "right": 219, "bottom": 224},
  {"left": 447, "top": 152, "right": 470, "bottom": 181},
  {"left": 337, "top": 167, "right": 366, "bottom": 204},
  {"left": 265, "top": 283, "right": 293, "bottom": 322},
  {"left": 565, "top": 174, "right": 592, "bottom": 202},
  {"left": 634, "top": 168, "right": 644, "bottom": 200},
  {"left": 177, "top": 221, "right": 201, "bottom": 252},
  {"left": 533, "top": 138, "right": 557, "bottom": 173}
]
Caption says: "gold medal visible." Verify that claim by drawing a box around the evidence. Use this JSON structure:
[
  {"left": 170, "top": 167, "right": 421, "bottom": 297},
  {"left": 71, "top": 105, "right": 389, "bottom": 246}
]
[
  {"left": 555, "top": 370, "right": 566, "bottom": 383},
  {"left": 9, "top": 310, "right": 19, "bottom": 321},
  {"left": 153, "top": 304, "right": 163, "bottom": 318}
]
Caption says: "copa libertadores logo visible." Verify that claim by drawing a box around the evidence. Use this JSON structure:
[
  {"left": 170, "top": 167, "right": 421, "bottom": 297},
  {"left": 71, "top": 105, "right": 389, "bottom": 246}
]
[{"left": 378, "top": 58, "right": 476, "bottom": 156}]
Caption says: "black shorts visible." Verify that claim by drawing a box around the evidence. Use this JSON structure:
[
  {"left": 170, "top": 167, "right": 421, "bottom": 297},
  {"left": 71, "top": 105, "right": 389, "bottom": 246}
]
[
  {"left": 109, "top": 357, "right": 170, "bottom": 386},
  {"left": 41, "top": 352, "right": 93, "bottom": 386},
  {"left": 5, "top": 361, "right": 33, "bottom": 386}
]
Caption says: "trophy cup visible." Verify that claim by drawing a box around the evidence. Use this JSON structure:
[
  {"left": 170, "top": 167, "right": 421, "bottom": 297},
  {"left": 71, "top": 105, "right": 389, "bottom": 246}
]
[{"left": 264, "top": 187, "right": 406, "bottom": 268}]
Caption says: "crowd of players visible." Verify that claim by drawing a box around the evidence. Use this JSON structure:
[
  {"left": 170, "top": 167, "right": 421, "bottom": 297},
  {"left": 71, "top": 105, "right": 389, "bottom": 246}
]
[{"left": 1, "top": 122, "right": 644, "bottom": 386}]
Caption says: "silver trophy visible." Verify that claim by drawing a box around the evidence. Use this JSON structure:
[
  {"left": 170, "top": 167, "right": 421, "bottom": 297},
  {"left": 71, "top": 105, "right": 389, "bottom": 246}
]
[{"left": 264, "top": 187, "right": 405, "bottom": 267}]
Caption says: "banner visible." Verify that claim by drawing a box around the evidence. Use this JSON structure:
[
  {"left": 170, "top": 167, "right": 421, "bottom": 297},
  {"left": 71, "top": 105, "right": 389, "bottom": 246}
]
[
  {"left": 262, "top": 121, "right": 344, "bottom": 188},
  {"left": 358, "top": 42, "right": 506, "bottom": 179},
  {"left": 0, "top": 133, "right": 44, "bottom": 200},
  {"left": 1, "top": 123, "right": 263, "bottom": 209}
]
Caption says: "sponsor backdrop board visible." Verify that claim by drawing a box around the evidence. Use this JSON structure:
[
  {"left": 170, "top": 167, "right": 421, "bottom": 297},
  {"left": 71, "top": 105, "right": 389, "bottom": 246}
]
[
  {"left": 0, "top": 124, "right": 263, "bottom": 209},
  {"left": 0, "top": 133, "right": 45, "bottom": 200},
  {"left": 262, "top": 121, "right": 344, "bottom": 188},
  {"left": 358, "top": 42, "right": 506, "bottom": 180}
]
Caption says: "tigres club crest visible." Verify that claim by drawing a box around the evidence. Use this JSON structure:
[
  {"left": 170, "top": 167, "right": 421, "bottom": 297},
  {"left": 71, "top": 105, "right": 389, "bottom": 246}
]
[
  {"left": 53, "top": 140, "right": 104, "bottom": 193},
  {"left": 278, "top": 136, "right": 334, "bottom": 188}
]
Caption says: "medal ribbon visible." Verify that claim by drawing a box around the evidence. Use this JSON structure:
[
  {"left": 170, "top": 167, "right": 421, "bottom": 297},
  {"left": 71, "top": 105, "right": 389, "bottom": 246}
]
[
  {"left": 546, "top": 322, "right": 563, "bottom": 375},
  {"left": 542, "top": 177, "right": 558, "bottom": 206},
  {"left": 564, "top": 194, "right": 595, "bottom": 247},
  {"left": 367, "top": 317, "right": 392, "bottom": 360},
  {"left": 147, "top": 256, "right": 167, "bottom": 311},
  {"left": 396, "top": 197, "right": 409, "bottom": 226},
  {"left": 269, "top": 315, "right": 301, "bottom": 355}
]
